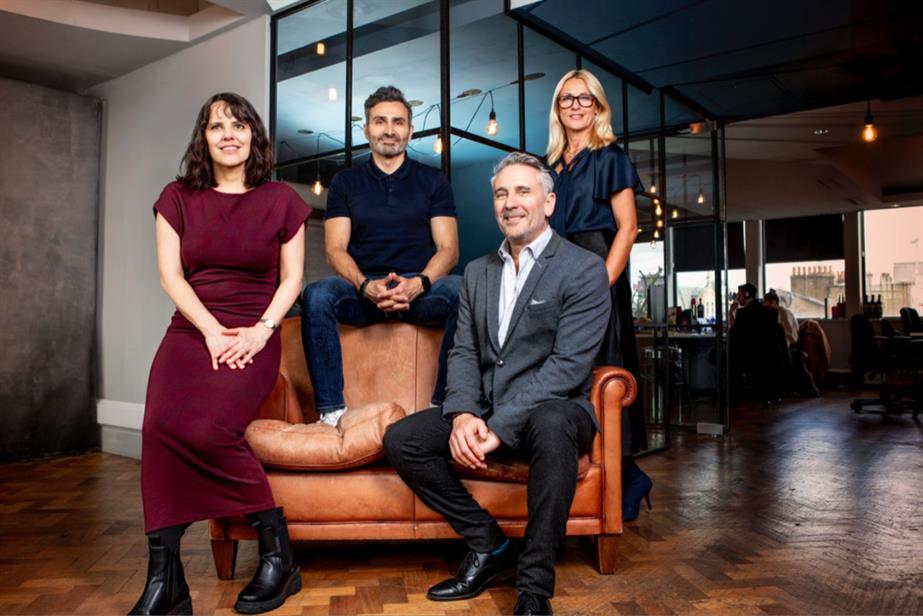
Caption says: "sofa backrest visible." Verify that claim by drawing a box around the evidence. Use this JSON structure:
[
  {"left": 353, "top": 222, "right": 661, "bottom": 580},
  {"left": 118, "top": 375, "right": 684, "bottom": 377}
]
[{"left": 279, "top": 317, "right": 442, "bottom": 421}]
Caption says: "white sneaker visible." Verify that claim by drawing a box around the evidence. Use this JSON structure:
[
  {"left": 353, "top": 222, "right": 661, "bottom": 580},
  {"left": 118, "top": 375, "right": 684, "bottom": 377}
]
[{"left": 317, "top": 407, "right": 346, "bottom": 427}]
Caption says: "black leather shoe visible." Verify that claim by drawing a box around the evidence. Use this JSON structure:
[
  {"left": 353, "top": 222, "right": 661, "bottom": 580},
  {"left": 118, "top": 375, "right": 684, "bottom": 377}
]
[
  {"left": 128, "top": 538, "right": 192, "bottom": 615},
  {"left": 513, "top": 592, "right": 553, "bottom": 615},
  {"left": 426, "top": 544, "right": 517, "bottom": 601},
  {"left": 234, "top": 509, "right": 302, "bottom": 614}
]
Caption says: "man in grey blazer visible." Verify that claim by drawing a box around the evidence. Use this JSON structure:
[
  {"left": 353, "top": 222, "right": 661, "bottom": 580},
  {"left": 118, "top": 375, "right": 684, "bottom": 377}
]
[{"left": 384, "top": 152, "right": 610, "bottom": 616}]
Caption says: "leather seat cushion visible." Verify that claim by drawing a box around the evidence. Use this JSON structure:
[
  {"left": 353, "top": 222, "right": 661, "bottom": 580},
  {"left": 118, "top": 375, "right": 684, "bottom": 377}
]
[
  {"left": 450, "top": 454, "right": 591, "bottom": 483},
  {"left": 246, "top": 402, "right": 406, "bottom": 471}
]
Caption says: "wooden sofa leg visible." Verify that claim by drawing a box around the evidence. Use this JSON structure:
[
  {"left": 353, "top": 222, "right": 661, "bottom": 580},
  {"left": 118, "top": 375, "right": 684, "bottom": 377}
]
[
  {"left": 211, "top": 539, "right": 238, "bottom": 580},
  {"left": 595, "top": 534, "right": 618, "bottom": 574}
]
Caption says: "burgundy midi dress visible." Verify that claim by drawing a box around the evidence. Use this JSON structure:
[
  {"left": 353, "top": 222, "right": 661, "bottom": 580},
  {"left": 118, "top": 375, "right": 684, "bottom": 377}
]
[{"left": 142, "top": 180, "right": 310, "bottom": 533}]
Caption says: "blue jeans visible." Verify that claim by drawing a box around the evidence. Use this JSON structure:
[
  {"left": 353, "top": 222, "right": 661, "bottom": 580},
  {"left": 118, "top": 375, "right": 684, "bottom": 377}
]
[{"left": 300, "top": 274, "right": 462, "bottom": 414}]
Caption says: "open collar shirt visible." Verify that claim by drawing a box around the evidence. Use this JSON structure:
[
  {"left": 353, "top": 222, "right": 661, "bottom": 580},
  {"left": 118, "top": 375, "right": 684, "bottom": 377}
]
[{"left": 497, "top": 225, "right": 553, "bottom": 346}]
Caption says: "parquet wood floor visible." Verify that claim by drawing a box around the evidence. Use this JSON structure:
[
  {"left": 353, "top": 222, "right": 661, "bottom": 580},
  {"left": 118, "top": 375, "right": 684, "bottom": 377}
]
[{"left": 1, "top": 392, "right": 921, "bottom": 615}]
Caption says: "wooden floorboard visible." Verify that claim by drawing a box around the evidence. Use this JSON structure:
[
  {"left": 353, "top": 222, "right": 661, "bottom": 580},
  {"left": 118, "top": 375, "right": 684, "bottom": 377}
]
[{"left": 1, "top": 392, "right": 921, "bottom": 614}]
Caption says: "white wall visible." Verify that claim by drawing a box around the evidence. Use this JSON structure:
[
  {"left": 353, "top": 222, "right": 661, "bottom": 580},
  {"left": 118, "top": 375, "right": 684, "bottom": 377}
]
[{"left": 90, "top": 16, "right": 270, "bottom": 456}]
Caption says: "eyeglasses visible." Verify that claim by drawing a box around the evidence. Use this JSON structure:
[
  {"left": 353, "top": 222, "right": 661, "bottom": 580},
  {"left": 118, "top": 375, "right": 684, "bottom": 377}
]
[{"left": 557, "top": 93, "right": 595, "bottom": 109}]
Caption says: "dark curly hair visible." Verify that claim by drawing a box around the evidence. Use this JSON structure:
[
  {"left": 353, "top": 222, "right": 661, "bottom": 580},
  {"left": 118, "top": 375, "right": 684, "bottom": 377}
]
[
  {"left": 363, "top": 85, "right": 412, "bottom": 123},
  {"left": 177, "top": 92, "right": 273, "bottom": 190}
]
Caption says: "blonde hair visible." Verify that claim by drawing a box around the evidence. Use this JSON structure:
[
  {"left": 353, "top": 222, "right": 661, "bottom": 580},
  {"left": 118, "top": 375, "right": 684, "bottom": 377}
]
[{"left": 546, "top": 69, "right": 617, "bottom": 165}]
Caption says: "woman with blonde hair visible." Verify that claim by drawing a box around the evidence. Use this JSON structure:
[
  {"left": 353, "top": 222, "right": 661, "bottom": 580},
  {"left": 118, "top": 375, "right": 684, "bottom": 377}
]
[{"left": 546, "top": 69, "right": 652, "bottom": 521}]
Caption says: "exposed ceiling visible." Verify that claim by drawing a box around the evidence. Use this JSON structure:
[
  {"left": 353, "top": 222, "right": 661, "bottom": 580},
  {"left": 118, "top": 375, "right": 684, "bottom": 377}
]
[{"left": 2, "top": 0, "right": 920, "bottom": 223}]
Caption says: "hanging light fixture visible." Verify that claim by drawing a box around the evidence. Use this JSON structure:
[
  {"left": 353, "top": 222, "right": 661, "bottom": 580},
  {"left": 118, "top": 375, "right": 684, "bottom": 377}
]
[
  {"left": 433, "top": 136, "right": 443, "bottom": 154},
  {"left": 649, "top": 180, "right": 657, "bottom": 194},
  {"left": 654, "top": 200, "right": 662, "bottom": 217},
  {"left": 316, "top": 41, "right": 326, "bottom": 55},
  {"left": 656, "top": 218, "right": 664, "bottom": 228},
  {"left": 671, "top": 208, "right": 679, "bottom": 219},
  {"left": 485, "top": 91, "right": 500, "bottom": 136},
  {"left": 697, "top": 189, "right": 705, "bottom": 205},
  {"left": 653, "top": 229, "right": 660, "bottom": 240},
  {"left": 861, "top": 100, "right": 878, "bottom": 143},
  {"left": 328, "top": 87, "right": 337, "bottom": 101},
  {"left": 312, "top": 135, "right": 323, "bottom": 195}
]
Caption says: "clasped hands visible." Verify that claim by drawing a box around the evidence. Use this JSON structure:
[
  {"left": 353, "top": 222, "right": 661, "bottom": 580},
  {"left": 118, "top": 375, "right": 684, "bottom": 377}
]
[
  {"left": 204, "top": 324, "right": 273, "bottom": 371},
  {"left": 363, "top": 273, "right": 424, "bottom": 312},
  {"left": 450, "top": 412, "right": 501, "bottom": 469}
]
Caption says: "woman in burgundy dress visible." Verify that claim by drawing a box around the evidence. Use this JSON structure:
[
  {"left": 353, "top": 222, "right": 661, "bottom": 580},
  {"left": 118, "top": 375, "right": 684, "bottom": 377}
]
[
  {"left": 545, "top": 70, "right": 652, "bottom": 522},
  {"left": 131, "top": 93, "right": 310, "bottom": 616}
]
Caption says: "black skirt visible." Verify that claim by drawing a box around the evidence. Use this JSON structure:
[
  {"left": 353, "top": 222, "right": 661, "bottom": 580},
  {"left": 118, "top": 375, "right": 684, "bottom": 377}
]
[{"left": 568, "top": 230, "right": 647, "bottom": 454}]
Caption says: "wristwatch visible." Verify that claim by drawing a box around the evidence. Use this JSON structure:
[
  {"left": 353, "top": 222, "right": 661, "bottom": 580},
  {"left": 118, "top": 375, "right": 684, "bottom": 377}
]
[
  {"left": 260, "top": 318, "right": 277, "bottom": 330},
  {"left": 417, "top": 274, "right": 432, "bottom": 293}
]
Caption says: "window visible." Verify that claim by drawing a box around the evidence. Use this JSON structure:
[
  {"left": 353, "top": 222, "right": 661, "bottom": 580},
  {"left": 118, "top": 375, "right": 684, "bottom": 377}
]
[
  {"left": 863, "top": 206, "right": 923, "bottom": 317},
  {"left": 764, "top": 215, "right": 845, "bottom": 318}
]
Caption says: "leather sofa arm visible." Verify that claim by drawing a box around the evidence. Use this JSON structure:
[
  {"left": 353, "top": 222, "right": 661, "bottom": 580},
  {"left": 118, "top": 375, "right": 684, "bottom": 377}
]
[
  {"left": 590, "top": 366, "right": 638, "bottom": 535},
  {"left": 255, "top": 373, "right": 306, "bottom": 424}
]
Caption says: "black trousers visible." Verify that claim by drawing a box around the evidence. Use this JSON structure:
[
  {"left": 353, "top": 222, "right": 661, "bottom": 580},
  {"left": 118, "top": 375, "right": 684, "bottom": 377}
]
[{"left": 383, "top": 401, "right": 596, "bottom": 597}]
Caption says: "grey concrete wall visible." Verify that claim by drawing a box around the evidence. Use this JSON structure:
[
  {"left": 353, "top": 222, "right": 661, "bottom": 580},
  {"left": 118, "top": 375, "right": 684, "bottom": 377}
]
[{"left": 0, "top": 77, "right": 101, "bottom": 461}]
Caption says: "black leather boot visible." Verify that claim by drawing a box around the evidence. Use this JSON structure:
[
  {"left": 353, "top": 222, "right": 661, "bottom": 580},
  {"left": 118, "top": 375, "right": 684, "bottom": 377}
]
[
  {"left": 234, "top": 508, "right": 302, "bottom": 614},
  {"left": 128, "top": 536, "right": 192, "bottom": 615}
]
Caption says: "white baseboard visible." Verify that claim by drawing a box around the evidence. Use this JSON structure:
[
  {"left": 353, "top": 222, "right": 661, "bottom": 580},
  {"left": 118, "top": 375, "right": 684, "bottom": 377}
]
[
  {"left": 97, "top": 398, "right": 144, "bottom": 458},
  {"left": 97, "top": 398, "right": 144, "bottom": 430}
]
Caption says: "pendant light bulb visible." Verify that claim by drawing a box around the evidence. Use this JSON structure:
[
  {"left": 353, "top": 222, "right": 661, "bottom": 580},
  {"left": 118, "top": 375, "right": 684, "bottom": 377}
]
[
  {"left": 696, "top": 189, "right": 705, "bottom": 205},
  {"left": 654, "top": 202, "right": 663, "bottom": 217},
  {"left": 328, "top": 87, "right": 337, "bottom": 101},
  {"left": 671, "top": 208, "right": 679, "bottom": 219},
  {"left": 861, "top": 100, "right": 877, "bottom": 143},
  {"left": 316, "top": 41, "right": 326, "bottom": 55},
  {"left": 653, "top": 229, "right": 660, "bottom": 240},
  {"left": 656, "top": 218, "right": 664, "bottom": 229},
  {"left": 650, "top": 183, "right": 657, "bottom": 194},
  {"left": 486, "top": 110, "right": 499, "bottom": 136},
  {"left": 312, "top": 179, "right": 323, "bottom": 195},
  {"left": 433, "top": 136, "right": 443, "bottom": 154},
  {"left": 650, "top": 239, "right": 657, "bottom": 247}
]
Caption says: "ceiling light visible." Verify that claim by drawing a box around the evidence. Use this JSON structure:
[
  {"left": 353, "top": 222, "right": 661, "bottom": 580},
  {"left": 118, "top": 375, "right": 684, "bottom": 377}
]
[
  {"left": 312, "top": 179, "right": 323, "bottom": 195},
  {"left": 654, "top": 202, "right": 662, "bottom": 217},
  {"left": 656, "top": 219, "right": 664, "bottom": 228},
  {"left": 653, "top": 229, "right": 660, "bottom": 240},
  {"left": 433, "top": 136, "right": 443, "bottom": 154},
  {"left": 813, "top": 128, "right": 829, "bottom": 135},
  {"left": 485, "top": 91, "right": 499, "bottom": 136},
  {"left": 649, "top": 181, "right": 657, "bottom": 194},
  {"left": 891, "top": 203, "right": 901, "bottom": 208},
  {"left": 650, "top": 239, "right": 657, "bottom": 247},
  {"left": 350, "top": 115, "right": 362, "bottom": 122},
  {"left": 458, "top": 88, "right": 482, "bottom": 98},
  {"left": 408, "top": 100, "right": 423, "bottom": 107},
  {"left": 697, "top": 189, "right": 705, "bottom": 205},
  {"left": 671, "top": 209, "right": 679, "bottom": 219},
  {"left": 486, "top": 110, "right": 499, "bottom": 136},
  {"left": 328, "top": 87, "right": 337, "bottom": 101},
  {"left": 689, "top": 121, "right": 705, "bottom": 135},
  {"left": 509, "top": 72, "right": 546, "bottom": 85},
  {"left": 861, "top": 100, "right": 877, "bottom": 143},
  {"left": 316, "top": 41, "right": 326, "bottom": 55}
]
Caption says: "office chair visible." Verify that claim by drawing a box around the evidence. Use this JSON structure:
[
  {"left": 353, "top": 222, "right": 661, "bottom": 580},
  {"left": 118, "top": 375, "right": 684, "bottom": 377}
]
[
  {"left": 850, "top": 314, "right": 913, "bottom": 414},
  {"left": 900, "top": 307, "right": 923, "bottom": 335},
  {"left": 880, "top": 318, "right": 900, "bottom": 338}
]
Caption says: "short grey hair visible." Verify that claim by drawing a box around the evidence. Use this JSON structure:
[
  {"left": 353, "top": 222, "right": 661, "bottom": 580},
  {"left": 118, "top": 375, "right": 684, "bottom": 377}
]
[{"left": 490, "top": 152, "right": 554, "bottom": 198}]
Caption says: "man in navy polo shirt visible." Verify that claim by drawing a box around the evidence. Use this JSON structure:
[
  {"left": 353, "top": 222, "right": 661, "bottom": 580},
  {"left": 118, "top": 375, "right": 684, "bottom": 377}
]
[{"left": 301, "top": 86, "right": 461, "bottom": 426}]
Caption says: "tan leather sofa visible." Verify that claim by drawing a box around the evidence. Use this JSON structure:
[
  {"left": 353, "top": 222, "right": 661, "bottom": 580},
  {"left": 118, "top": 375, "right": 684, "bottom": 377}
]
[{"left": 208, "top": 317, "right": 637, "bottom": 578}]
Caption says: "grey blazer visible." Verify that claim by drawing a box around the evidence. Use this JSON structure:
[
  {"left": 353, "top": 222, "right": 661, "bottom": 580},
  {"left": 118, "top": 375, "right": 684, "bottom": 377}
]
[{"left": 442, "top": 231, "right": 611, "bottom": 448}]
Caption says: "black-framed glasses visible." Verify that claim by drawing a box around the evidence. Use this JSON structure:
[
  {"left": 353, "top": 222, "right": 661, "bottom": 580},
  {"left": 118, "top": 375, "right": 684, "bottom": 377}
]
[{"left": 557, "top": 93, "right": 595, "bottom": 109}]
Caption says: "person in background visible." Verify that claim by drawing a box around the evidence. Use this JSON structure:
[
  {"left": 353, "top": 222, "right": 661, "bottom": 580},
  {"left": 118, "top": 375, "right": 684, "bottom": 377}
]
[
  {"left": 729, "top": 283, "right": 786, "bottom": 405},
  {"left": 544, "top": 69, "right": 651, "bottom": 521},
  {"left": 132, "top": 93, "right": 309, "bottom": 615},
  {"left": 763, "top": 289, "right": 798, "bottom": 348}
]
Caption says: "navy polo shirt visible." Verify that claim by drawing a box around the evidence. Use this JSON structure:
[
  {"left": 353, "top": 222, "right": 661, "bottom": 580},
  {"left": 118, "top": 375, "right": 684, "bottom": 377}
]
[{"left": 325, "top": 156, "right": 456, "bottom": 276}]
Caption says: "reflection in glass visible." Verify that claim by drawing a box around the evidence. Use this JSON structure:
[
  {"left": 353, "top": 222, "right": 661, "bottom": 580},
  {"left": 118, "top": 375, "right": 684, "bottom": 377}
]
[
  {"left": 450, "top": 138, "right": 507, "bottom": 270},
  {"left": 275, "top": 0, "right": 348, "bottom": 164},
  {"left": 862, "top": 206, "right": 923, "bottom": 317},
  {"left": 524, "top": 28, "right": 575, "bottom": 155},
  {"left": 450, "top": 2, "right": 519, "bottom": 149},
  {"left": 352, "top": 0, "right": 440, "bottom": 148}
]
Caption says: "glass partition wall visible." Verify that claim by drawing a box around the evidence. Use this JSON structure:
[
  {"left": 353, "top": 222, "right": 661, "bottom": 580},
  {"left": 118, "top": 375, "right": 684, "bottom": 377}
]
[{"left": 271, "top": 0, "right": 730, "bottom": 451}]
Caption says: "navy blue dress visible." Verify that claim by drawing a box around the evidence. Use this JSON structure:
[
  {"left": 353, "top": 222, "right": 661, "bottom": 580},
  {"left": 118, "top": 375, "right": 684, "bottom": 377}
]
[{"left": 548, "top": 144, "right": 647, "bottom": 453}]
